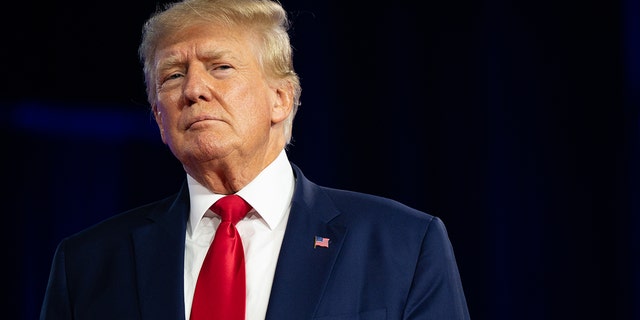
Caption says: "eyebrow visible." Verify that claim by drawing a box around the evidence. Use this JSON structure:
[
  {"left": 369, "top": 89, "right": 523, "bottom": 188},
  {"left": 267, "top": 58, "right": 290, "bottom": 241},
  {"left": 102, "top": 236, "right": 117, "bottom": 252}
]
[
  {"left": 156, "top": 49, "right": 233, "bottom": 71},
  {"left": 155, "top": 56, "right": 183, "bottom": 76}
]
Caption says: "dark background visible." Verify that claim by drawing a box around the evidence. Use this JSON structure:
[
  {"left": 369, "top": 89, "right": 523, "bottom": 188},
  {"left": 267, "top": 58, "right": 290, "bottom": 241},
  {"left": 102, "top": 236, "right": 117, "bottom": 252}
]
[{"left": 4, "top": 0, "right": 639, "bottom": 319}]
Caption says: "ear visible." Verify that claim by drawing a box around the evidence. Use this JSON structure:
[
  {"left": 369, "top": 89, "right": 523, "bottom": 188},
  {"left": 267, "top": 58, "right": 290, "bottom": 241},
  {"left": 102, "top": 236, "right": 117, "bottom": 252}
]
[{"left": 271, "top": 81, "right": 294, "bottom": 124}]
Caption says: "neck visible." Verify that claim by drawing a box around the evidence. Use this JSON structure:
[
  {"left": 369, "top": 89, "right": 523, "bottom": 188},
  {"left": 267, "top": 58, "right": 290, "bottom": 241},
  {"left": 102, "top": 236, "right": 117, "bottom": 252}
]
[{"left": 185, "top": 148, "right": 284, "bottom": 194}]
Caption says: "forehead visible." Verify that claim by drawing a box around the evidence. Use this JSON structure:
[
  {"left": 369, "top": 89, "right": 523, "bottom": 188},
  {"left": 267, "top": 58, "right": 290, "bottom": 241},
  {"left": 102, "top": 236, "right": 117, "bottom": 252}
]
[{"left": 154, "top": 22, "right": 259, "bottom": 65}]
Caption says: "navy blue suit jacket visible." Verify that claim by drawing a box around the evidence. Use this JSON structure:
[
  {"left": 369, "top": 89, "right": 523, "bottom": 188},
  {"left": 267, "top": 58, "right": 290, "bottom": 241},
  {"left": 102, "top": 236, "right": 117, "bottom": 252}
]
[{"left": 41, "top": 163, "right": 470, "bottom": 319}]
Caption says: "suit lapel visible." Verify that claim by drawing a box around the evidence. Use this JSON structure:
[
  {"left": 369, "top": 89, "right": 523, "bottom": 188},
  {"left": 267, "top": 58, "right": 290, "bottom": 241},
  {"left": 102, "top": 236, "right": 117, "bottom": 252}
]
[
  {"left": 265, "top": 165, "right": 347, "bottom": 319},
  {"left": 125, "top": 166, "right": 345, "bottom": 319},
  {"left": 132, "top": 182, "right": 190, "bottom": 320}
]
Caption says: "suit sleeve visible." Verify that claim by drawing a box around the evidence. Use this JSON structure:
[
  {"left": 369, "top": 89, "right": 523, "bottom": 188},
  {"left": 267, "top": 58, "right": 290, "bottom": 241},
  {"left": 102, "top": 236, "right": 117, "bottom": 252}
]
[
  {"left": 40, "top": 241, "right": 73, "bottom": 320},
  {"left": 404, "top": 217, "right": 471, "bottom": 319}
]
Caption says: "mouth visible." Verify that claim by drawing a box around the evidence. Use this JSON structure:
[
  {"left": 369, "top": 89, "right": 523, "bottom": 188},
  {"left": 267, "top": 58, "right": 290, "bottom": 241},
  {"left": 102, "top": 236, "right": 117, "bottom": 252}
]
[{"left": 185, "top": 116, "right": 222, "bottom": 130}]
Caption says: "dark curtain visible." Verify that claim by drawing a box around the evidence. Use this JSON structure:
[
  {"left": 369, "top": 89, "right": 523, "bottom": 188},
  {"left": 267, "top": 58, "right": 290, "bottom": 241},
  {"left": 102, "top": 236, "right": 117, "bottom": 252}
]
[{"left": 4, "top": 0, "right": 638, "bottom": 319}]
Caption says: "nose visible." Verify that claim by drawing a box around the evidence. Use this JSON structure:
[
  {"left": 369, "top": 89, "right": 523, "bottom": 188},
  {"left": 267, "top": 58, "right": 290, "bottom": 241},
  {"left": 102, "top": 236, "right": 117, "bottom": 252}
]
[{"left": 183, "top": 66, "right": 213, "bottom": 104}]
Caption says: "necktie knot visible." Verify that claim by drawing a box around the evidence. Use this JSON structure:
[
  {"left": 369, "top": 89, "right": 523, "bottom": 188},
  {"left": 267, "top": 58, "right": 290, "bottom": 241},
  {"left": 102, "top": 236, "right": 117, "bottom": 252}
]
[{"left": 211, "top": 194, "right": 252, "bottom": 225}]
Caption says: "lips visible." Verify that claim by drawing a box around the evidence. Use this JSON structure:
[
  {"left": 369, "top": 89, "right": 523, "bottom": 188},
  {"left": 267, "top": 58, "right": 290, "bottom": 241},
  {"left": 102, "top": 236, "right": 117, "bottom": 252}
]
[{"left": 185, "top": 115, "right": 223, "bottom": 130}]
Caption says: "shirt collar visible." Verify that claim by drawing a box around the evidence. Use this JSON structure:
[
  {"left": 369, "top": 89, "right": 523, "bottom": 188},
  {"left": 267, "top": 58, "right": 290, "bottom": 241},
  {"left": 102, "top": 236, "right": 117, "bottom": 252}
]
[{"left": 187, "top": 149, "right": 295, "bottom": 235}]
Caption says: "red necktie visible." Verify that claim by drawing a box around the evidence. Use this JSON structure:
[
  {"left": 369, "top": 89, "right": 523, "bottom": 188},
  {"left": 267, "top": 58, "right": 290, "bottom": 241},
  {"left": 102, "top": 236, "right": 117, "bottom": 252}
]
[{"left": 191, "top": 194, "right": 252, "bottom": 320}]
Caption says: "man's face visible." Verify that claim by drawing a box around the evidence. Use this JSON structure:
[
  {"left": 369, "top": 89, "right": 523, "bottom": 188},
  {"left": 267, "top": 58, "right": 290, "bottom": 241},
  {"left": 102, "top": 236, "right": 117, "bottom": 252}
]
[{"left": 152, "top": 22, "right": 289, "bottom": 170}]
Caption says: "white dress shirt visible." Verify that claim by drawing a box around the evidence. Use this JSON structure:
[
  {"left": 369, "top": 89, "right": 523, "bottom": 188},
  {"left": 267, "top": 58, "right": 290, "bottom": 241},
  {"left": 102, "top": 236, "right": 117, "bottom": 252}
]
[{"left": 183, "top": 150, "right": 295, "bottom": 320}]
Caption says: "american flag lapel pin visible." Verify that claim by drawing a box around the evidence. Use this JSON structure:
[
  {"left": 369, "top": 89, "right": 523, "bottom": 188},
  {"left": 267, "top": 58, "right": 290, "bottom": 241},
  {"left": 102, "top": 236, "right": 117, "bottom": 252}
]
[{"left": 314, "top": 236, "right": 330, "bottom": 248}]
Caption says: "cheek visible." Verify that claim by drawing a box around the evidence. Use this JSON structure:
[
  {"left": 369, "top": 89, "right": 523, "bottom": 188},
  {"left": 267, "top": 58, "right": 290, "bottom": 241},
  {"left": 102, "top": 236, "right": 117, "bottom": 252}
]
[
  {"left": 232, "top": 103, "right": 271, "bottom": 139},
  {"left": 155, "top": 100, "right": 177, "bottom": 131},
  {"left": 157, "top": 90, "right": 181, "bottom": 108},
  {"left": 153, "top": 107, "right": 167, "bottom": 141},
  {"left": 156, "top": 91, "right": 182, "bottom": 121},
  {"left": 244, "top": 95, "right": 274, "bottom": 124}
]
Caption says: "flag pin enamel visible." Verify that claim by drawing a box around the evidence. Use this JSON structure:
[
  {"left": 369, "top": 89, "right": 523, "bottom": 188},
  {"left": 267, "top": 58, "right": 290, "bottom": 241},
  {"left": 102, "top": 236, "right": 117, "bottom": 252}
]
[{"left": 314, "top": 236, "right": 330, "bottom": 248}]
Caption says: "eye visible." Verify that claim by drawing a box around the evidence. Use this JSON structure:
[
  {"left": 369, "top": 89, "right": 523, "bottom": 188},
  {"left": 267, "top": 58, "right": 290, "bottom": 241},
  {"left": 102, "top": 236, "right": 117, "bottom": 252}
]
[
  {"left": 164, "top": 72, "right": 184, "bottom": 82},
  {"left": 156, "top": 71, "right": 183, "bottom": 91},
  {"left": 157, "top": 72, "right": 184, "bottom": 90},
  {"left": 210, "top": 64, "right": 234, "bottom": 77}
]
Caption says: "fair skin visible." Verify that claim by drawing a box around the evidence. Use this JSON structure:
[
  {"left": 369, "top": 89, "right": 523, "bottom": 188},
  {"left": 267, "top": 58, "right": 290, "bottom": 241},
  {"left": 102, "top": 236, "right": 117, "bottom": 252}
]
[{"left": 151, "top": 22, "right": 294, "bottom": 194}]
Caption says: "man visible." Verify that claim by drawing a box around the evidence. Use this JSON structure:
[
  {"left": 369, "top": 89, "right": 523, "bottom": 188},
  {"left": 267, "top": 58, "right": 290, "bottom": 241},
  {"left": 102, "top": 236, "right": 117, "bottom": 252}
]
[{"left": 40, "top": 0, "right": 471, "bottom": 319}]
